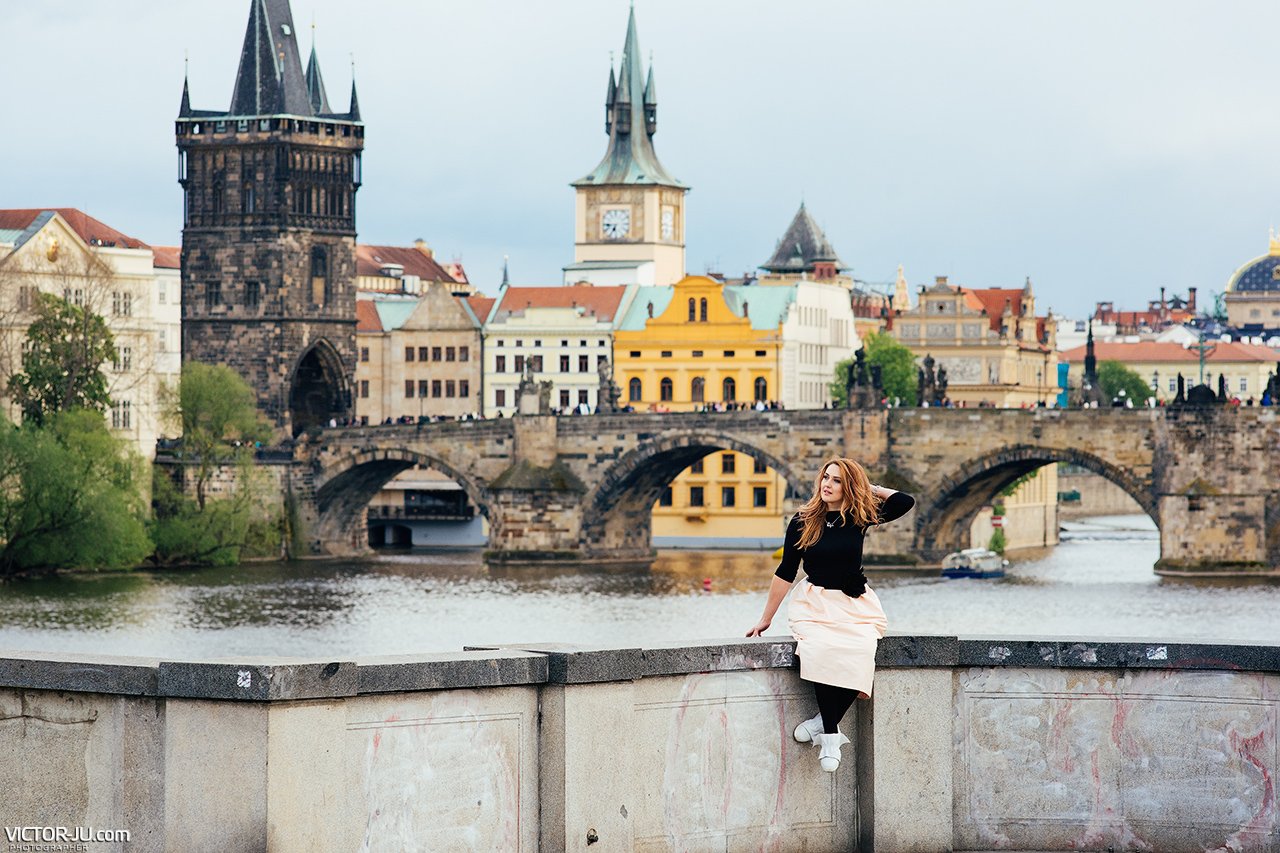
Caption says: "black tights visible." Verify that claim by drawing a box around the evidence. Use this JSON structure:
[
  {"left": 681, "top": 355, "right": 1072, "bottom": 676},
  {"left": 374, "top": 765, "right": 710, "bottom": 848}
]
[{"left": 814, "top": 681, "right": 859, "bottom": 733}]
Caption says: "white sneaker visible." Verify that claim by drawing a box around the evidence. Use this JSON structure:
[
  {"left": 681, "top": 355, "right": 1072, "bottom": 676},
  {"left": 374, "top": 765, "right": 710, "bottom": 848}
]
[
  {"left": 792, "top": 713, "right": 824, "bottom": 744},
  {"left": 816, "top": 731, "right": 849, "bottom": 772}
]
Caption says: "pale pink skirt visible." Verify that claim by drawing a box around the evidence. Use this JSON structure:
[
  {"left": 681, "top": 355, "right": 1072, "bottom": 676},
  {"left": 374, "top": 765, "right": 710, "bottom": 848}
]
[{"left": 787, "top": 580, "right": 888, "bottom": 694}]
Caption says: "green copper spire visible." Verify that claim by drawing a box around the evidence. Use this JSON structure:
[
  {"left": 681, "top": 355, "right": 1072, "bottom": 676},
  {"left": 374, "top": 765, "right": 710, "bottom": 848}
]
[{"left": 573, "top": 6, "right": 683, "bottom": 188}]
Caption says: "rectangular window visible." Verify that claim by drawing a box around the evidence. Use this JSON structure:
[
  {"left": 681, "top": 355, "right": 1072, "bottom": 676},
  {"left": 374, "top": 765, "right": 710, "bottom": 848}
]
[
  {"left": 205, "top": 281, "right": 221, "bottom": 309},
  {"left": 597, "top": 355, "right": 607, "bottom": 370},
  {"left": 721, "top": 453, "right": 735, "bottom": 474},
  {"left": 689, "top": 486, "right": 705, "bottom": 507},
  {"left": 446, "top": 347, "right": 456, "bottom": 362},
  {"left": 360, "top": 347, "right": 369, "bottom": 363},
  {"left": 692, "top": 350, "right": 703, "bottom": 358},
  {"left": 432, "top": 346, "right": 442, "bottom": 361},
  {"left": 1240, "top": 377, "right": 1248, "bottom": 392},
  {"left": 690, "top": 459, "right": 704, "bottom": 474},
  {"left": 721, "top": 487, "right": 736, "bottom": 508},
  {"left": 724, "top": 350, "right": 735, "bottom": 357},
  {"left": 157, "top": 284, "right": 166, "bottom": 305},
  {"left": 460, "top": 346, "right": 470, "bottom": 362},
  {"left": 579, "top": 355, "right": 589, "bottom": 372},
  {"left": 560, "top": 389, "right": 571, "bottom": 409},
  {"left": 755, "top": 350, "right": 766, "bottom": 357},
  {"left": 514, "top": 355, "right": 525, "bottom": 374},
  {"left": 419, "top": 347, "right": 430, "bottom": 362},
  {"left": 531, "top": 355, "right": 543, "bottom": 372},
  {"left": 459, "top": 380, "right": 470, "bottom": 397},
  {"left": 560, "top": 355, "right": 570, "bottom": 372},
  {"left": 661, "top": 351, "right": 672, "bottom": 358},
  {"left": 496, "top": 355, "right": 506, "bottom": 373},
  {"left": 245, "top": 281, "right": 259, "bottom": 309},
  {"left": 629, "top": 351, "right": 640, "bottom": 358},
  {"left": 659, "top": 487, "right": 673, "bottom": 507},
  {"left": 111, "top": 400, "right": 131, "bottom": 430},
  {"left": 405, "top": 380, "right": 415, "bottom": 398},
  {"left": 446, "top": 380, "right": 456, "bottom": 397},
  {"left": 495, "top": 389, "right": 506, "bottom": 407},
  {"left": 419, "top": 380, "right": 429, "bottom": 398},
  {"left": 360, "top": 379, "right": 369, "bottom": 398},
  {"left": 561, "top": 340, "right": 569, "bottom": 347},
  {"left": 753, "top": 486, "right": 768, "bottom": 508},
  {"left": 432, "top": 380, "right": 443, "bottom": 398},
  {"left": 1168, "top": 378, "right": 1177, "bottom": 393},
  {"left": 578, "top": 390, "right": 588, "bottom": 405},
  {"left": 113, "top": 346, "right": 132, "bottom": 372},
  {"left": 405, "top": 347, "right": 415, "bottom": 362}
]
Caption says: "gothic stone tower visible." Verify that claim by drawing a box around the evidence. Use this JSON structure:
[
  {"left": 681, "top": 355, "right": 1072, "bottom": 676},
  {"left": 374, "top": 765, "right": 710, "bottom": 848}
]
[
  {"left": 572, "top": 7, "right": 687, "bottom": 286},
  {"left": 176, "top": 0, "right": 363, "bottom": 435}
]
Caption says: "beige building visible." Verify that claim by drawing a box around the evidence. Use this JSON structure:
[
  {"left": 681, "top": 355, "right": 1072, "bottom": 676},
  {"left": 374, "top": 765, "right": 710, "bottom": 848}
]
[
  {"left": 354, "top": 283, "right": 484, "bottom": 424},
  {"left": 356, "top": 241, "right": 471, "bottom": 296},
  {"left": 891, "top": 276, "right": 1058, "bottom": 407},
  {"left": 1060, "top": 340, "right": 1280, "bottom": 402},
  {"left": 0, "top": 208, "right": 179, "bottom": 458}
]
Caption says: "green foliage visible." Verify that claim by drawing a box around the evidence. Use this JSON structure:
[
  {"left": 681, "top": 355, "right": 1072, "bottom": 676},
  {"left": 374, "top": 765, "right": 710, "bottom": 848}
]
[
  {"left": 148, "top": 463, "right": 281, "bottom": 567},
  {"left": 8, "top": 293, "right": 115, "bottom": 425},
  {"left": 0, "top": 409, "right": 151, "bottom": 577},
  {"left": 999, "top": 469, "right": 1039, "bottom": 498},
  {"left": 829, "top": 332, "right": 918, "bottom": 407},
  {"left": 171, "top": 362, "right": 271, "bottom": 509},
  {"left": 988, "top": 528, "right": 1007, "bottom": 555},
  {"left": 1097, "top": 360, "right": 1155, "bottom": 404}
]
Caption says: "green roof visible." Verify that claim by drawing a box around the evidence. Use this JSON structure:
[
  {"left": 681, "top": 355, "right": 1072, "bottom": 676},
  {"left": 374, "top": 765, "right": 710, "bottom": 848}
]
[
  {"left": 373, "top": 299, "right": 418, "bottom": 331},
  {"left": 724, "top": 284, "right": 797, "bottom": 330},
  {"left": 0, "top": 229, "right": 24, "bottom": 245},
  {"left": 616, "top": 286, "right": 674, "bottom": 330}
]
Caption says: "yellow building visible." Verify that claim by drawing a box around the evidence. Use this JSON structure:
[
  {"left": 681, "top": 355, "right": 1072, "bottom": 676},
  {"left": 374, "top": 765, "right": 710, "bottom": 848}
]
[{"left": 615, "top": 275, "right": 792, "bottom": 545}]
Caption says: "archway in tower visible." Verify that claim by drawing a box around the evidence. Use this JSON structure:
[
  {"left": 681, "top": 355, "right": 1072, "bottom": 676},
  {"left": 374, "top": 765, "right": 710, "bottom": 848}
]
[{"left": 288, "top": 341, "right": 348, "bottom": 437}]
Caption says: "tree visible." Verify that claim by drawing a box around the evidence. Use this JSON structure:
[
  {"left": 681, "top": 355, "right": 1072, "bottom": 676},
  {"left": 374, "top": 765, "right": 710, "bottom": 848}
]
[
  {"left": 830, "top": 331, "right": 918, "bottom": 407},
  {"left": 173, "top": 362, "right": 271, "bottom": 510},
  {"left": 150, "top": 363, "right": 277, "bottom": 566},
  {"left": 8, "top": 292, "right": 115, "bottom": 424},
  {"left": 1098, "top": 360, "right": 1155, "bottom": 405},
  {"left": 0, "top": 409, "right": 151, "bottom": 577}
]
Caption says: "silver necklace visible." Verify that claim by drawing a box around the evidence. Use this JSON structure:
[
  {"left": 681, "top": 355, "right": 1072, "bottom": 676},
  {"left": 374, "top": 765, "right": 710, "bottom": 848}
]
[{"left": 825, "top": 516, "right": 837, "bottom": 528}]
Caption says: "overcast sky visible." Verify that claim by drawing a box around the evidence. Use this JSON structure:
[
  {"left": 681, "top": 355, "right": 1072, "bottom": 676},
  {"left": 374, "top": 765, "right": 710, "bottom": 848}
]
[{"left": 5, "top": 1, "right": 1279, "bottom": 316}]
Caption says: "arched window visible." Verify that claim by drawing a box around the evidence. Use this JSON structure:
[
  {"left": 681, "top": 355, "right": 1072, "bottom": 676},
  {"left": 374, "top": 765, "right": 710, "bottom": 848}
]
[
  {"left": 660, "top": 377, "right": 674, "bottom": 402},
  {"left": 688, "top": 298, "right": 696, "bottom": 322},
  {"left": 722, "top": 377, "right": 736, "bottom": 401},
  {"left": 691, "top": 377, "right": 705, "bottom": 403},
  {"left": 699, "top": 297, "right": 708, "bottom": 322},
  {"left": 754, "top": 377, "right": 768, "bottom": 402},
  {"left": 310, "top": 246, "right": 329, "bottom": 306},
  {"left": 628, "top": 377, "right": 642, "bottom": 402}
]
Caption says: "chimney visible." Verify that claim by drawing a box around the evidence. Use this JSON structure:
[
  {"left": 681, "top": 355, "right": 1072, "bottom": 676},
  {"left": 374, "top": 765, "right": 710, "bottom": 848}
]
[
  {"left": 935, "top": 275, "right": 948, "bottom": 287},
  {"left": 414, "top": 238, "right": 433, "bottom": 258},
  {"left": 647, "top": 301, "right": 654, "bottom": 318},
  {"left": 743, "top": 300, "right": 749, "bottom": 318},
  {"left": 1188, "top": 287, "right": 1197, "bottom": 311}
]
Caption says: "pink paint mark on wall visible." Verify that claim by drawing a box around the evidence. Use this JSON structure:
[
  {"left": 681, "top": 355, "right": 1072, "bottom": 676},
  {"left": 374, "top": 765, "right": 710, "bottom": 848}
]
[{"left": 1218, "top": 728, "right": 1275, "bottom": 852}]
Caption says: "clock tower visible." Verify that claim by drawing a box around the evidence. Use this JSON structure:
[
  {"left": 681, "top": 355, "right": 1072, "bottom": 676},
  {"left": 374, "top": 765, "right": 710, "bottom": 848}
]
[{"left": 570, "top": 7, "right": 687, "bottom": 286}]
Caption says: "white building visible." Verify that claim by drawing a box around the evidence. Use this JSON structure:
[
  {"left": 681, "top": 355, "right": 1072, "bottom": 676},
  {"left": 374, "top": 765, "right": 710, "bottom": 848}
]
[
  {"left": 0, "top": 208, "right": 180, "bottom": 458},
  {"left": 481, "top": 283, "right": 637, "bottom": 417},
  {"left": 775, "top": 281, "right": 860, "bottom": 408}
]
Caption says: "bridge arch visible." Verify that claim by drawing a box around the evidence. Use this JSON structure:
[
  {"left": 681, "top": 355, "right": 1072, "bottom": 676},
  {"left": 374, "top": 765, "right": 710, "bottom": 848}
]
[
  {"left": 311, "top": 448, "right": 489, "bottom": 551},
  {"left": 579, "top": 432, "right": 812, "bottom": 558},
  {"left": 915, "top": 444, "right": 1156, "bottom": 559}
]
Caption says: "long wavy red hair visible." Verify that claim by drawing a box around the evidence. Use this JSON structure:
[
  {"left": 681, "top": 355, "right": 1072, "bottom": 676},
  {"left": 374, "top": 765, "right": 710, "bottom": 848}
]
[{"left": 794, "top": 457, "right": 883, "bottom": 548}]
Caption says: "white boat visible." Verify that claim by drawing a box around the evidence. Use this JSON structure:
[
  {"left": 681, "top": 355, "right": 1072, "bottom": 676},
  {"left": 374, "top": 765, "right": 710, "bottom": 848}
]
[{"left": 941, "top": 548, "right": 1009, "bottom": 579}]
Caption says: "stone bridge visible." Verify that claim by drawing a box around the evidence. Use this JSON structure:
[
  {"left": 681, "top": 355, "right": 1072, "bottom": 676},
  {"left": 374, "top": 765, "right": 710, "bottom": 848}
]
[{"left": 288, "top": 407, "right": 1280, "bottom": 575}]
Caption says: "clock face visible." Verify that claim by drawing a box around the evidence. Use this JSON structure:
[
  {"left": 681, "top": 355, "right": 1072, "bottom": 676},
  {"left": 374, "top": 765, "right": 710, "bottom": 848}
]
[
  {"left": 601, "top": 208, "right": 631, "bottom": 240},
  {"left": 661, "top": 208, "right": 675, "bottom": 240}
]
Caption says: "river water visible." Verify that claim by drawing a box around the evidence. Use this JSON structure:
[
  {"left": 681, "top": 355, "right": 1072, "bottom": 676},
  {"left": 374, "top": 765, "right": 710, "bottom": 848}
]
[{"left": 0, "top": 514, "right": 1275, "bottom": 659}]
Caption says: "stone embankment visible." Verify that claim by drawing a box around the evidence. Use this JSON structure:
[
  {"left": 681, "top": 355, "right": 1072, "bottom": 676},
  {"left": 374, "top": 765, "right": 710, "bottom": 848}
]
[{"left": 3, "top": 636, "right": 1274, "bottom": 851}]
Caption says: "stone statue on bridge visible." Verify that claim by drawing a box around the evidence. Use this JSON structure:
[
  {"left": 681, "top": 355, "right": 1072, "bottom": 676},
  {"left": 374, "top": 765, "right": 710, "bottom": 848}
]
[
  {"left": 515, "top": 358, "right": 547, "bottom": 415},
  {"left": 917, "top": 354, "right": 947, "bottom": 407},
  {"left": 845, "top": 347, "right": 881, "bottom": 409},
  {"left": 597, "top": 357, "right": 622, "bottom": 413}
]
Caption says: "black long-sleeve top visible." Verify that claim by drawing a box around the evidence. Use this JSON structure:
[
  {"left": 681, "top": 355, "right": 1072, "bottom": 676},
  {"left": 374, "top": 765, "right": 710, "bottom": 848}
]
[{"left": 774, "top": 491, "right": 916, "bottom": 597}]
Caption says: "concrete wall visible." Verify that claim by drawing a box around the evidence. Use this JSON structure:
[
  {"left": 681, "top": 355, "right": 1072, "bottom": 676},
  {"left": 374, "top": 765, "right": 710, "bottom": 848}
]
[
  {"left": 2, "top": 638, "right": 1277, "bottom": 852},
  {"left": 1058, "top": 467, "right": 1147, "bottom": 519}
]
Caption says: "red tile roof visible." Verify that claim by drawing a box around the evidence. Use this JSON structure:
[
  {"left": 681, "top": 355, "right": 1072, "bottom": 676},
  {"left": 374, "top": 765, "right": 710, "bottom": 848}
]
[
  {"left": 1062, "top": 341, "right": 1280, "bottom": 364},
  {"left": 491, "top": 284, "right": 630, "bottom": 322},
  {"left": 355, "top": 300, "right": 383, "bottom": 332},
  {"left": 357, "top": 244, "right": 456, "bottom": 283},
  {"left": 962, "top": 288, "right": 1025, "bottom": 330},
  {"left": 467, "top": 295, "right": 495, "bottom": 324},
  {"left": 152, "top": 246, "right": 180, "bottom": 269},
  {"left": 1093, "top": 308, "right": 1195, "bottom": 328},
  {"left": 0, "top": 208, "right": 148, "bottom": 249}
]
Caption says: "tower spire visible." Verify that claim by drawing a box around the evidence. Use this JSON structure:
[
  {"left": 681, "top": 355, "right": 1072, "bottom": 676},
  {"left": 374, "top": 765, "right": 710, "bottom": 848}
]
[
  {"left": 304, "top": 21, "right": 332, "bottom": 115},
  {"left": 228, "top": 0, "right": 313, "bottom": 117},
  {"left": 347, "top": 56, "right": 361, "bottom": 122},
  {"left": 179, "top": 58, "right": 193, "bottom": 118}
]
